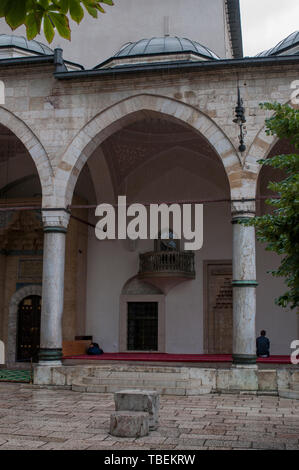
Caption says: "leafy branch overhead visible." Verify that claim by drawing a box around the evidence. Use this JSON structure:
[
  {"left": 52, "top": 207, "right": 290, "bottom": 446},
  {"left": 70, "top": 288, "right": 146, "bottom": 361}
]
[
  {"left": 242, "top": 102, "right": 299, "bottom": 310},
  {"left": 0, "top": 0, "right": 114, "bottom": 43}
]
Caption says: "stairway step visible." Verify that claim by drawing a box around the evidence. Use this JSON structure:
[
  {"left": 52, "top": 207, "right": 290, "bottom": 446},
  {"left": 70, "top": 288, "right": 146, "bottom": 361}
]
[
  {"left": 82, "top": 376, "right": 190, "bottom": 387},
  {"left": 90, "top": 367, "right": 185, "bottom": 377},
  {"left": 278, "top": 389, "right": 299, "bottom": 400},
  {"left": 89, "top": 371, "right": 187, "bottom": 380},
  {"left": 72, "top": 381, "right": 187, "bottom": 395}
]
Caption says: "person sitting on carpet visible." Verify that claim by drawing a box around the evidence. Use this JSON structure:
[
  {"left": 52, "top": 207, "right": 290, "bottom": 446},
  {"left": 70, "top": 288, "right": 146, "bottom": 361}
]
[
  {"left": 87, "top": 342, "right": 104, "bottom": 355},
  {"left": 256, "top": 330, "right": 270, "bottom": 358}
]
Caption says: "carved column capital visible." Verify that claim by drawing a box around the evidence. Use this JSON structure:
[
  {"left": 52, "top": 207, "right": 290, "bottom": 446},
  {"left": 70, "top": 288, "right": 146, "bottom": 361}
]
[
  {"left": 231, "top": 199, "right": 256, "bottom": 222},
  {"left": 42, "top": 209, "right": 70, "bottom": 233}
]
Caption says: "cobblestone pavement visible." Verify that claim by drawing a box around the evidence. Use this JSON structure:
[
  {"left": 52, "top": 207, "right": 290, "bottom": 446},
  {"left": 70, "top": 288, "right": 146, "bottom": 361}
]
[{"left": 0, "top": 383, "right": 298, "bottom": 450}]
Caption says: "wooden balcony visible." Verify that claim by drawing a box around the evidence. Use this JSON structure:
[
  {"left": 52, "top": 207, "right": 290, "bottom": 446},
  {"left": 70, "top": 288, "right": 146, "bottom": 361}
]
[{"left": 139, "top": 251, "right": 195, "bottom": 281}]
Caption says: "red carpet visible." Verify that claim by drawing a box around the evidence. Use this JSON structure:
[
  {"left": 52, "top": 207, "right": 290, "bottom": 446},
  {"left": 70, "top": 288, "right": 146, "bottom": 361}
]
[{"left": 62, "top": 352, "right": 292, "bottom": 364}]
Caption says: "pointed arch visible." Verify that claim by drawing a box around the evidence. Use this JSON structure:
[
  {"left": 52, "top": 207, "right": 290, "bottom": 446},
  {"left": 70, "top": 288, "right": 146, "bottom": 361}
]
[
  {"left": 245, "top": 124, "right": 278, "bottom": 175},
  {"left": 54, "top": 94, "right": 240, "bottom": 207},
  {"left": 0, "top": 107, "right": 53, "bottom": 206}
]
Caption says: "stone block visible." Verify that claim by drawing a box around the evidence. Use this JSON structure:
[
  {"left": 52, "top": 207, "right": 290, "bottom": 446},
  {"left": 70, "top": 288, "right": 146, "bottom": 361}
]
[
  {"left": 110, "top": 411, "right": 149, "bottom": 438},
  {"left": 230, "top": 368, "right": 258, "bottom": 391},
  {"left": 188, "top": 368, "right": 217, "bottom": 388},
  {"left": 114, "top": 389, "right": 160, "bottom": 430},
  {"left": 52, "top": 367, "right": 67, "bottom": 386},
  {"left": 291, "top": 371, "right": 299, "bottom": 384},
  {"left": 216, "top": 368, "right": 258, "bottom": 392},
  {"left": 33, "top": 365, "right": 52, "bottom": 385},
  {"left": 258, "top": 370, "right": 277, "bottom": 391},
  {"left": 277, "top": 369, "right": 291, "bottom": 390}
]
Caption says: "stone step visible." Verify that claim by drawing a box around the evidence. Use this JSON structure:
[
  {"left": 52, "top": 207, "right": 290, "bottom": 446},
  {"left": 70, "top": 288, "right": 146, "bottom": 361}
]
[
  {"left": 89, "top": 367, "right": 186, "bottom": 378},
  {"left": 278, "top": 389, "right": 299, "bottom": 400},
  {"left": 72, "top": 381, "right": 188, "bottom": 395},
  {"left": 82, "top": 376, "right": 191, "bottom": 387},
  {"left": 88, "top": 371, "right": 188, "bottom": 381}
]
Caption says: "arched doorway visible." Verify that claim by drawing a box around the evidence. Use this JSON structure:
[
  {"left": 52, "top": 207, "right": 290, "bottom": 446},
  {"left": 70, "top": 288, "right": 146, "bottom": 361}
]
[{"left": 17, "top": 295, "right": 41, "bottom": 362}]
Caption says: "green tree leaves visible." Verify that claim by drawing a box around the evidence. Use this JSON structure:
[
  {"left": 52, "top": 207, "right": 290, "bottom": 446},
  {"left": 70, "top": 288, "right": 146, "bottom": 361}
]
[
  {"left": 242, "top": 103, "right": 299, "bottom": 310},
  {"left": 69, "top": 0, "right": 84, "bottom": 24},
  {"left": 3, "top": 0, "right": 27, "bottom": 30},
  {"left": 47, "top": 12, "right": 70, "bottom": 40},
  {"left": 0, "top": 0, "right": 114, "bottom": 43}
]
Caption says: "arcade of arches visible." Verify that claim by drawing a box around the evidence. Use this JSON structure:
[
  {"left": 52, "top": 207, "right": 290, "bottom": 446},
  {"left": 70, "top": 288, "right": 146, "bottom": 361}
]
[{"left": 0, "top": 113, "right": 297, "bottom": 367}]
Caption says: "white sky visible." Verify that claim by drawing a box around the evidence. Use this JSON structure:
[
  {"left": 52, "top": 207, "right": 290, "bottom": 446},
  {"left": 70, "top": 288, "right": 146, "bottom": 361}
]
[{"left": 240, "top": 0, "right": 299, "bottom": 56}]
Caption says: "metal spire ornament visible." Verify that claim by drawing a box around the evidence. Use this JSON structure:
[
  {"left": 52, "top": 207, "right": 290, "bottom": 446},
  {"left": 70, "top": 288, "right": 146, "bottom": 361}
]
[{"left": 233, "top": 87, "right": 246, "bottom": 152}]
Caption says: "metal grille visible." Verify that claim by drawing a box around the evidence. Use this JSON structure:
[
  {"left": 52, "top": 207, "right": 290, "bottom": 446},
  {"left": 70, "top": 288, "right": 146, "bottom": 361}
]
[
  {"left": 17, "top": 295, "right": 41, "bottom": 362},
  {"left": 127, "top": 302, "right": 158, "bottom": 351}
]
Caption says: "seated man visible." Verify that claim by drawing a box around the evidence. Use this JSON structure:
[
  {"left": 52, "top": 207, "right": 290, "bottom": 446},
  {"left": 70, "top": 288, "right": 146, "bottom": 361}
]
[
  {"left": 87, "top": 342, "right": 104, "bottom": 355},
  {"left": 256, "top": 330, "right": 270, "bottom": 358}
]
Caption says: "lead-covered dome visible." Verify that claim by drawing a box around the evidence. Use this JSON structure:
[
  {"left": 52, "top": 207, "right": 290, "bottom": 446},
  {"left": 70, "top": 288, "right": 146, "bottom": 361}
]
[
  {"left": 115, "top": 36, "right": 219, "bottom": 60},
  {"left": 256, "top": 31, "right": 299, "bottom": 57},
  {"left": 0, "top": 34, "right": 53, "bottom": 58},
  {"left": 95, "top": 35, "right": 220, "bottom": 70}
]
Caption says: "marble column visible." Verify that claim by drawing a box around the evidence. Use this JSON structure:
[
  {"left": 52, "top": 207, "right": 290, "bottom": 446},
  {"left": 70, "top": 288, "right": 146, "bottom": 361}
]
[
  {"left": 231, "top": 200, "right": 258, "bottom": 365},
  {"left": 38, "top": 209, "right": 70, "bottom": 365},
  {"left": 0, "top": 252, "right": 6, "bottom": 345}
]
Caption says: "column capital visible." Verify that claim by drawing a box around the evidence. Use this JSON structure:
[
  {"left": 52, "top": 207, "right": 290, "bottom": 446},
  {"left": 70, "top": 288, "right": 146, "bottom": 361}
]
[
  {"left": 231, "top": 199, "right": 255, "bottom": 222},
  {"left": 42, "top": 208, "right": 70, "bottom": 233}
]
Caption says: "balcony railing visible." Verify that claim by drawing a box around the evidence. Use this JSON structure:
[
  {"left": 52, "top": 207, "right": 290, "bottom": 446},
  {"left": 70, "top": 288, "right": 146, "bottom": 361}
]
[{"left": 139, "top": 251, "right": 195, "bottom": 279}]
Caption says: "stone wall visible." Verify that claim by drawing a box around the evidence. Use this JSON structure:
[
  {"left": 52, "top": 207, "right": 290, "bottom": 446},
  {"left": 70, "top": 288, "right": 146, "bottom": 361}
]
[{"left": 1, "top": 61, "right": 298, "bottom": 208}]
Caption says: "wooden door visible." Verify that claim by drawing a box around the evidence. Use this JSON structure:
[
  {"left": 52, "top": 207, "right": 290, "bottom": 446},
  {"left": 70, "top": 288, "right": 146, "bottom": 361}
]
[
  {"left": 204, "top": 262, "right": 233, "bottom": 354},
  {"left": 17, "top": 295, "right": 41, "bottom": 362}
]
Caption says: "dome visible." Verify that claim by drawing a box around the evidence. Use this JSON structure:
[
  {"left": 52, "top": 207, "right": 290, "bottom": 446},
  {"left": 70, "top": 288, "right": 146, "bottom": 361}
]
[
  {"left": 114, "top": 36, "right": 219, "bottom": 60},
  {"left": 256, "top": 31, "right": 299, "bottom": 57},
  {"left": 0, "top": 34, "right": 53, "bottom": 56}
]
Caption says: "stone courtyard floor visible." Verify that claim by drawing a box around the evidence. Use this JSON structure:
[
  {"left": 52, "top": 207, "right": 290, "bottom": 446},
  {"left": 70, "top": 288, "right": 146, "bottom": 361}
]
[{"left": 0, "top": 383, "right": 298, "bottom": 450}]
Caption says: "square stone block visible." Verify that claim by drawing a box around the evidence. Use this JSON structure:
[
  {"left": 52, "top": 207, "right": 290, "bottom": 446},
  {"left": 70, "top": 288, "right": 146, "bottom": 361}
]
[
  {"left": 110, "top": 411, "right": 149, "bottom": 438},
  {"left": 52, "top": 367, "right": 67, "bottom": 386},
  {"left": 114, "top": 389, "right": 159, "bottom": 430},
  {"left": 258, "top": 370, "right": 277, "bottom": 391},
  {"left": 33, "top": 365, "right": 52, "bottom": 385}
]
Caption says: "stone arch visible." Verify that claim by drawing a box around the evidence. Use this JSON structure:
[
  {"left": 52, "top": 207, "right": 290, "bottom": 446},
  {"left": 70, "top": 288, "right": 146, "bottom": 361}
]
[
  {"left": 245, "top": 124, "right": 278, "bottom": 176},
  {"left": 244, "top": 105, "right": 294, "bottom": 201},
  {"left": 122, "top": 276, "right": 163, "bottom": 295},
  {"left": 55, "top": 94, "right": 240, "bottom": 207},
  {"left": 0, "top": 107, "right": 53, "bottom": 206},
  {"left": 245, "top": 98, "right": 296, "bottom": 178},
  {"left": 7, "top": 284, "right": 42, "bottom": 365}
]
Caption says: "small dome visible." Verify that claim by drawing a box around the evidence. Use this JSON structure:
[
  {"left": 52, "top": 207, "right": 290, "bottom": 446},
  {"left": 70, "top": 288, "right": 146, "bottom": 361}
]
[
  {"left": 256, "top": 31, "right": 299, "bottom": 57},
  {"left": 0, "top": 34, "right": 53, "bottom": 56},
  {"left": 115, "top": 36, "right": 219, "bottom": 60}
]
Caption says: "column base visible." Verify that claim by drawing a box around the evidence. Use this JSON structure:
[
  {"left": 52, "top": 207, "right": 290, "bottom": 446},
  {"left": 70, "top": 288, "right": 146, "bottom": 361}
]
[
  {"left": 38, "top": 361, "right": 62, "bottom": 366},
  {"left": 38, "top": 348, "right": 62, "bottom": 363},
  {"left": 232, "top": 353, "right": 257, "bottom": 365}
]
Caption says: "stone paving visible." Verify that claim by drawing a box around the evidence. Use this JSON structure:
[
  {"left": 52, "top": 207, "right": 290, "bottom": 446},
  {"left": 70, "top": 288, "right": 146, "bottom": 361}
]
[{"left": 0, "top": 383, "right": 298, "bottom": 450}]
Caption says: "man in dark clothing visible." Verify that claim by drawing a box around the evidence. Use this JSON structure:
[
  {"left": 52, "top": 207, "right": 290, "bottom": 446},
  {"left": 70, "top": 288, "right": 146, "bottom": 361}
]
[
  {"left": 256, "top": 330, "right": 270, "bottom": 357},
  {"left": 87, "top": 342, "right": 104, "bottom": 355}
]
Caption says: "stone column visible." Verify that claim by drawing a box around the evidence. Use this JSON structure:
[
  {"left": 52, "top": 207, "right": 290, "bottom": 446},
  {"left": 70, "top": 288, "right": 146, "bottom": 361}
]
[
  {"left": 0, "top": 252, "right": 6, "bottom": 345},
  {"left": 231, "top": 200, "right": 258, "bottom": 366},
  {"left": 38, "top": 209, "right": 70, "bottom": 365}
]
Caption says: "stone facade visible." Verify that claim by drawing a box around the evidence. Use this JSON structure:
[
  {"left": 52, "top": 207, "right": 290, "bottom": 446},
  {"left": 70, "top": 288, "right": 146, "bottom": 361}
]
[
  {"left": 0, "top": 45, "right": 299, "bottom": 366},
  {"left": 1, "top": 63, "right": 297, "bottom": 207}
]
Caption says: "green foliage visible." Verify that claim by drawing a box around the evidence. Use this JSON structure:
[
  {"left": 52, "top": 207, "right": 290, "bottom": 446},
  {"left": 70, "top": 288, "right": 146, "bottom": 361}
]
[
  {"left": 242, "top": 102, "right": 299, "bottom": 309},
  {"left": 0, "top": 0, "right": 114, "bottom": 43}
]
